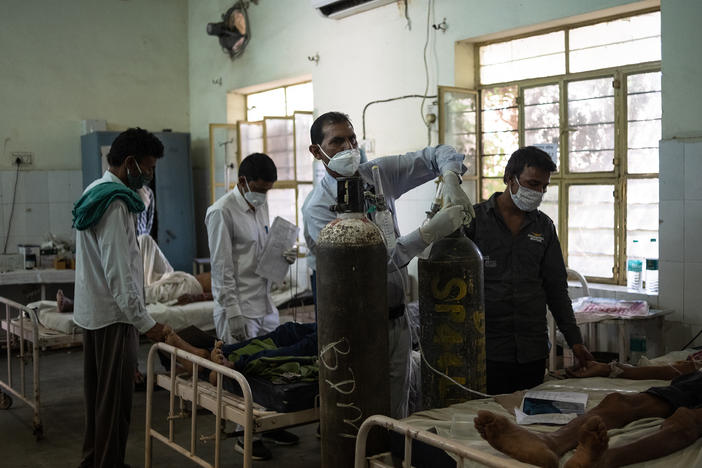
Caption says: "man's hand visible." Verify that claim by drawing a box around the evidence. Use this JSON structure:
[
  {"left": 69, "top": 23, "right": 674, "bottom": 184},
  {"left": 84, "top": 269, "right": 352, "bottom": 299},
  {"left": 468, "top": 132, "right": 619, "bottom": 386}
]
[
  {"left": 566, "top": 360, "right": 609, "bottom": 378},
  {"left": 228, "top": 315, "right": 248, "bottom": 342},
  {"left": 419, "top": 204, "right": 464, "bottom": 244},
  {"left": 441, "top": 171, "right": 476, "bottom": 225},
  {"left": 145, "top": 322, "right": 173, "bottom": 342},
  {"left": 572, "top": 343, "right": 595, "bottom": 368},
  {"left": 283, "top": 247, "right": 297, "bottom": 265}
]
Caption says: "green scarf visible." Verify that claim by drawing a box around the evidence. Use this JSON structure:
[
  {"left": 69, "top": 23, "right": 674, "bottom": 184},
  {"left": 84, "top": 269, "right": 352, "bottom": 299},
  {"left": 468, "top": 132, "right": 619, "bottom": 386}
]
[{"left": 72, "top": 182, "right": 144, "bottom": 231}]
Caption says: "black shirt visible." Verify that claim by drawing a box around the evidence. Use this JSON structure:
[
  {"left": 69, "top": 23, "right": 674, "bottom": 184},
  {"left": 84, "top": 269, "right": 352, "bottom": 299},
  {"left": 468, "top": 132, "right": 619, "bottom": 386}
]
[{"left": 465, "top": 192, "right": 583, "bottom": 363}]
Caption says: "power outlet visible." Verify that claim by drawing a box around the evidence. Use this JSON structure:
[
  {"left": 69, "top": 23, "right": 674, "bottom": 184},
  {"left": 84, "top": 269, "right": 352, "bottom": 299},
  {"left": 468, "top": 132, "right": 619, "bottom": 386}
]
[{"left": 11, "top": 152, "right": 32, "bottom": 165}]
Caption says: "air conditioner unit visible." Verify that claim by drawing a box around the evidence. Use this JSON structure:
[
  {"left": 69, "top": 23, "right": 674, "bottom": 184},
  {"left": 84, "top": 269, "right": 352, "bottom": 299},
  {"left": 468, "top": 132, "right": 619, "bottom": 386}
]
[{"left": 311, "top": 0, "right": 396, "bottom": 20}]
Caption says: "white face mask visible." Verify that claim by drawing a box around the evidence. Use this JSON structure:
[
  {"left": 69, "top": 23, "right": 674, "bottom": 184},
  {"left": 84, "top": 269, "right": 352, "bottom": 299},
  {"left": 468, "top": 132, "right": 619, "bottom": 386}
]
[
  {"left": 318, "top": 145, "right": 361, "bottom": 177},
  {"left": 243, "top": 179, "right": 266, "bottom": 208},
  {"left": 510, "top": 176, "right": 544, "bottom": 212}
]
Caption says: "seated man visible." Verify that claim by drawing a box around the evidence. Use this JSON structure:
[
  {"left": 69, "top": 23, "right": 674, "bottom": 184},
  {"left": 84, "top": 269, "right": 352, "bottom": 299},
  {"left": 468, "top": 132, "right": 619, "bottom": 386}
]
[
  {"left": 162, "top": 322, "right": 316, "bottom": 461},
  {"left": 474, "top": 358, "right": 702, "bottom": 468}
]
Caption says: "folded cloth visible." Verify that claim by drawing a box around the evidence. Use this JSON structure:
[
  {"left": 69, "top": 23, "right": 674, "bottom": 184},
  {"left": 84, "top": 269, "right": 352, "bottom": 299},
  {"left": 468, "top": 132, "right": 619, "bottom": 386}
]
[{"left": 72, "top": 182, "right": 144, "bottom": 230}]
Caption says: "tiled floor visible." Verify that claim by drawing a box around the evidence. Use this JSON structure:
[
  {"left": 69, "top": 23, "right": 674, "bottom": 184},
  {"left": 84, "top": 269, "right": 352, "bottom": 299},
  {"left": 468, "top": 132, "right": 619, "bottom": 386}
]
[{"left": 0, "top": 341, "right": 321, "bottom": 468}]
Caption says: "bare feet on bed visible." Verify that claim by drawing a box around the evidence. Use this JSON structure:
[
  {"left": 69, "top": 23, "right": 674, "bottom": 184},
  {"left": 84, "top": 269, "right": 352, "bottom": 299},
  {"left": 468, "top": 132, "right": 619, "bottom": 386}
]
[
  {"left": 474, "top": 410, "right": 559, "bottom": 468},
  {"left": 209, "top": 341, "right": 234, "bottom": 369},
  {"left": 164, "top": 331, "right": 209, "bottom": 360},
  {"left": 56, "top": 289, "right": 74, "bottom": 312},
  {"left": 564, "top": 416, "right": 608, "bottom": 468}
]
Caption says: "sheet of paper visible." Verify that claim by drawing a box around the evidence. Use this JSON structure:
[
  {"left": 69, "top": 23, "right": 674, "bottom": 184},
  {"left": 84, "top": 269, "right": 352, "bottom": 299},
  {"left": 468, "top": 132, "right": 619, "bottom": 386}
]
[
  {"left": 515, "top": 390, "right": 588, "bottom": 425},
  {"left": 255, "top": 216, "right": 299, "bottom": 285}
]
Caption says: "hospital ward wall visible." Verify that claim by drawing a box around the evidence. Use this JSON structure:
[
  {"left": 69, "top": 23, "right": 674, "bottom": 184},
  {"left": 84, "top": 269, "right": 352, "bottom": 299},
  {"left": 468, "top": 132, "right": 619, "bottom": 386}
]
[
  {"left": 0, "top": 0, "right": 190, "bottom": 252},
  {"left": 186, "top": 0, "right": 702, "bottom": 347}
]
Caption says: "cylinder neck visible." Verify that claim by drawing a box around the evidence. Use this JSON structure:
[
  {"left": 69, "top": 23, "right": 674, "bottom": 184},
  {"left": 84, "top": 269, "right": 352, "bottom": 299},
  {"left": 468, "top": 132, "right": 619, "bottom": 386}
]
[{"left": 335, "top": 176, "right": 364, "bottom": 213}]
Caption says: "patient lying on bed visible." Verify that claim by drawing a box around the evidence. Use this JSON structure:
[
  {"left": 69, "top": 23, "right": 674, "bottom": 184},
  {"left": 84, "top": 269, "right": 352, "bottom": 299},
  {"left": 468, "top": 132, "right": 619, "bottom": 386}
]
[
  {"left": 474, "top": 355, "right": 702, "bottom": 468},
  {"left": 57, "top": 234, "right": 212, "bottom": 311},
  {"left": 162, "top": 322, "right": 317, "bottom": 386}
]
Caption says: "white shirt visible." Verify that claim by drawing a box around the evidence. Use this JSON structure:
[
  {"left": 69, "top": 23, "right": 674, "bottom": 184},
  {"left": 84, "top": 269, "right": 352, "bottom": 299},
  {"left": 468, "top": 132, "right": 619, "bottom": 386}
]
[
  {"left": 302, "top": 145, "right": 465, "bottom": 307},
  {"left": 73, "top": 171, "right": 155, "bottom": 333},
  {"left": 205, "top": 187, "right": 276, "bottom": 334}
]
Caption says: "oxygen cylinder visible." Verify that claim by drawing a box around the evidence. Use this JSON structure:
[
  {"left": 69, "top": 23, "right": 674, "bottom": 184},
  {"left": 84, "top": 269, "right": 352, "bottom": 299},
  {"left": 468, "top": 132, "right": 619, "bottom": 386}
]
[
  {"left": 418, "top": 229, "right": 485, "bottom": 409},
  {"left": 316, "top": 176, "right": 390, "bottom": 468}
]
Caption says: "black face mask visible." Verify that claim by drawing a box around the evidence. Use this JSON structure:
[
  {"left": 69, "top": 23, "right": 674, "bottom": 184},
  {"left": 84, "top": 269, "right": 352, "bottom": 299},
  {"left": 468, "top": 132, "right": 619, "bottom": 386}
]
[{"left": 126, "top": 158, "right": 152, "bottom": 190}]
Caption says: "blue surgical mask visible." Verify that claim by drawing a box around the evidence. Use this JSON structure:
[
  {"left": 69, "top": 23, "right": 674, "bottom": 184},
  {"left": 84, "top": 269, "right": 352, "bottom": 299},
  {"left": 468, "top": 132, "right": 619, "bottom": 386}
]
[
  {"left": 510, "top": 176, "right": 544, "bottom": 212},
  {"left": 244, "top": 179, "right": 266, "bottom": 208}
]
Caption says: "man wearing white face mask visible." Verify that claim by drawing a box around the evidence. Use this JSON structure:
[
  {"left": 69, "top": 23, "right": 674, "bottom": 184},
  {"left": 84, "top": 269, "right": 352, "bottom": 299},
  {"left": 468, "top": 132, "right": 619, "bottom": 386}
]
[
  {"left": 206, "top": 153, "right": 284, "bottom": 346},
  {"left": 302, "top": 111, "right": 474, "bottom": 419},
  {"left": 464, "top": 146, "right": 593, "bottom": 395},
  {"left": 206, "top": 153, "right": 302, "bottom": 459}
]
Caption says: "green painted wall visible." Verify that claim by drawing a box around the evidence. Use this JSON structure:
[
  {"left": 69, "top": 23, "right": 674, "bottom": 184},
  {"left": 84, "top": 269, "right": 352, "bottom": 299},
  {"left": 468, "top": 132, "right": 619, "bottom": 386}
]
[
  {"left": 661, "top": 0, "right": 702, "bottom": 139},
  {"left": 0, "top": 0, "right": 189, "bottom": 170}
]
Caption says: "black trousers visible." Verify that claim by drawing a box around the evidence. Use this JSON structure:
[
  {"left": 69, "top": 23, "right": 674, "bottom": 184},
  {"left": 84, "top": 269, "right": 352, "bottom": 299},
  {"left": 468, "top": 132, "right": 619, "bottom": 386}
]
[
  {"left": 487, "top": 358, "right": 546, "bottom": 395},
  {"left": 81, "top": 323, "right": 138, "bottom": 468}
]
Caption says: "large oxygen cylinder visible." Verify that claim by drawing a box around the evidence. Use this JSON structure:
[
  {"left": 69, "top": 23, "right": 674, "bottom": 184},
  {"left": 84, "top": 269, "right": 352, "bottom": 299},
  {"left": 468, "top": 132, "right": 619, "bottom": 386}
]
[
  {"left": 316, "top": 176, "right": 390, "bottom": 468},
  {"left": 418, "top": 230, "right": 485, "bottom": 409}
]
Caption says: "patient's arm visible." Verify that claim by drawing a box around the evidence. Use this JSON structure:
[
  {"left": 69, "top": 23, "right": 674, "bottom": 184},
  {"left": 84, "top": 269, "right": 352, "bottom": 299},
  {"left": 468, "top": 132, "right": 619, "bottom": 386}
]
[
  {"left": 567, "top": 359, "right": 696, "bottom": 380},
  {"left": 176, "top": 292, "right": 213, "bottom": 305}
]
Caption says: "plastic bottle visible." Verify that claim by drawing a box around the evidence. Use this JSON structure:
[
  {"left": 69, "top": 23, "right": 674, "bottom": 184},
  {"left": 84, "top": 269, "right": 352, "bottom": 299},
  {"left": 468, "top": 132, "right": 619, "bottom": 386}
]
[
  {"left": 626, "top": 239, "right": 643, "bottom": 291},
  {"left": 645, "top": 238, "right": 658, "bottom": 295},
  {"left": 629, "top": 333, "right": 647, "bottom": 365}
]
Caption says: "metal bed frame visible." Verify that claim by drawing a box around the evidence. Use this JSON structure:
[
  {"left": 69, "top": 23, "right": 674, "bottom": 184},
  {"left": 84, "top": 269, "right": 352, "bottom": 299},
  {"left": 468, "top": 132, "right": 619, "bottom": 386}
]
[
  {"left": 354, "top": 415, "right": 529, "bottom": 468},
  {"left": 145, "top": 341, "right": 319, "bottom": 468}
]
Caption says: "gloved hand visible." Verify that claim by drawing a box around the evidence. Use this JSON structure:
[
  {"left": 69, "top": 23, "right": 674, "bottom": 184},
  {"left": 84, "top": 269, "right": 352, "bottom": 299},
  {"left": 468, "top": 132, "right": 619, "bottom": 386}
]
[
  {"left": 227, "top": 315, "right": 248, "bottom": 342},
  {"left": 441, "top": 171, "right": 476, "bottom": 225},
  {"left": 419, "top": 204, "right": 465, "bottom": 244},
  {"left": 283, "top": 247, "right": 297, "bottom": 264}
]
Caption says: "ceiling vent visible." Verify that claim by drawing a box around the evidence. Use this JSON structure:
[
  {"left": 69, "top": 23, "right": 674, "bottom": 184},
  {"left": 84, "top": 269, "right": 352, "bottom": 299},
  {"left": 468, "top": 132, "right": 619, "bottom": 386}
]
[{"left": 311, "top": 0, "right": 396, "bottom": 20}]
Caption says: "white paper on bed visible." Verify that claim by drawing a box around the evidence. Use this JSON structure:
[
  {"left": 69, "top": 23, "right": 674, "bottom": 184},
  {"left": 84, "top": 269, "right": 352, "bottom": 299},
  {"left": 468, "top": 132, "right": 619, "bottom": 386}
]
[
  {"left": 515, "top": 390, "right": 588, "bottom": 425},
  {"left": 255, "top": 216, "right": 299, "bottom": 285}
]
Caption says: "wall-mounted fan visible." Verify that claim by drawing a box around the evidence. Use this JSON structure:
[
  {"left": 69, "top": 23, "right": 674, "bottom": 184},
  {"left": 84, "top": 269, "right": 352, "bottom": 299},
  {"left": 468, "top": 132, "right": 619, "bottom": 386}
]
[{"left": 206, "top": 1, "right": 252, "bottom": 59}]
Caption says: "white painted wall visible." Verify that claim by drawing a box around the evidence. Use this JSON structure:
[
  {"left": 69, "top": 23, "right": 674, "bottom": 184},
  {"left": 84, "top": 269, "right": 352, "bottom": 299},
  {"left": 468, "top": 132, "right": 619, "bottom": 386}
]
[{"left": 0, "top": 0, "right": 190, "bottom": 171}]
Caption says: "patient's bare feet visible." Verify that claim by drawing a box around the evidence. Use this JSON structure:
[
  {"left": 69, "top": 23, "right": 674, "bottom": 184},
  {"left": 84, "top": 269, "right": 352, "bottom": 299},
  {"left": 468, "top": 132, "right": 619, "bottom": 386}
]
[
  {"left": 165, "top": 331, "right": 209, "bottom": 360},
  {"left": 56, "top": 289, "right": 74, "bottom": 313},
  {"left": 209, "top": 341, "right": 234, "bottom": 368},
  {"left": 474, "top": 410, "right": 559, "bottom": 468},
  {"left": 564, "top": 416, "right": 608, "bottom": 468}
]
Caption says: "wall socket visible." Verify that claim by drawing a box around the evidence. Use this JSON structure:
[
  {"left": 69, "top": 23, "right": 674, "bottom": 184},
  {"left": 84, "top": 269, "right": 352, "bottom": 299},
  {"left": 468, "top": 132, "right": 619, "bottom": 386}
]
[{"left": 10, "top": 152, "right": 33, "bottom": 165}]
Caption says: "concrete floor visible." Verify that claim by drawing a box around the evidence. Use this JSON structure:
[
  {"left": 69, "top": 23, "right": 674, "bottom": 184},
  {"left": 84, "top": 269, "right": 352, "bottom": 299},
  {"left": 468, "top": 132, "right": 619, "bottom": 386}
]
[{"left": 0, "top": 341, "right": 321, "bottom": 468}]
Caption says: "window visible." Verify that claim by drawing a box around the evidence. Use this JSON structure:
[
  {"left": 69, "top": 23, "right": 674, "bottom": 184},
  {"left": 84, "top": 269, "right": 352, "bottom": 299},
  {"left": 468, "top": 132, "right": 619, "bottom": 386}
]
[
  {"left": 473, "top": 11, "right": 661, "bottom": 284},
  {"left": 210, "top": 81, "right": 314, "bottom": 241}
]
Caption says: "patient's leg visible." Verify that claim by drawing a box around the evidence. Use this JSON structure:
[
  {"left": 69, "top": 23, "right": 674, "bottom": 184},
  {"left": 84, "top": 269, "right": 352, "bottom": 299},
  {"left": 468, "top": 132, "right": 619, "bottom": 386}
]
[
  {"left": 474, "top": 410, "right": 559, "bottom": 468},
  {"left": 591, "top": 407, "right": 702, "bottom": 468},
  {"left": 56, "top": 289, "right": 74, "bottom": 312},
  {"left": 164, "top": 331, "right": 210, "bottom": 374},
  {"left": 475, "top": 392, "right": 674, "bottom": 467},
  {"left": 563, "top": 416, "right": 608, "bottom": 468}
]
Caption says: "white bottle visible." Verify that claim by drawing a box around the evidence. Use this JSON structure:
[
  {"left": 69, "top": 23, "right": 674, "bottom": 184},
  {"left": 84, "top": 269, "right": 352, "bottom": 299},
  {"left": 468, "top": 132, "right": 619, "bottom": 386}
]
[
  {"left": 626, "top": 239, "right": 643, "bottom": 291},
  {"left": 371, "top": 165, "right": 397, "bottom": 252},
  {"left": 645, "top": 238, "right": 658, "bottom": 295}
]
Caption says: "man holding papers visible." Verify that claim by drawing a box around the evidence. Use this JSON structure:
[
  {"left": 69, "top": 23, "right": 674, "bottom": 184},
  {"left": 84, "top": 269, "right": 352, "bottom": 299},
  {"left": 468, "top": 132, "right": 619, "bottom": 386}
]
[{"left": 206, "top": 153, "right": 296, "bottom": 345}]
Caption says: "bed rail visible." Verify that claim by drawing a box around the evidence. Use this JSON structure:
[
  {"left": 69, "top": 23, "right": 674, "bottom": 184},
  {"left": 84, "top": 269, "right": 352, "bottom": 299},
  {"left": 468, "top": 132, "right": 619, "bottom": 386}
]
[
  {"left": 145, "top": 341, "right": 256, "bottom": 468},
  {"left": 0, "top": 296, "right": 43, "bottom": 439},
  {"left": 354, "top": 414, "right": 530, "bottom": 468}
]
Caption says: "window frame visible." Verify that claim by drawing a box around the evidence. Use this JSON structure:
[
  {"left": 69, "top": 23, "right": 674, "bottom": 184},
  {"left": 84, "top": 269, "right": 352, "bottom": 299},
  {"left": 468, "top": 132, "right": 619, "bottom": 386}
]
[
  {"left": 244, "top": 80, "right": 313, "bottom": 122},
  {"left": 472, "top": 10, "right": 661, "bottom": 285}
]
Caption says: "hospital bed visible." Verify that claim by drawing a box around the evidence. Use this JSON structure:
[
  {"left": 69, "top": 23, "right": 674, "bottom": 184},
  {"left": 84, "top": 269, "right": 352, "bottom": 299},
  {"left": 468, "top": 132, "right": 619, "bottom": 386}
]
[
  {"left": 0, "top": 296, "right": 220, "bottom": 440},
  {"left": 354, "top": 351, "right": 702, "bottom": 468},
  {"left": 144, "top": 341, "right": 319, "bottom": 468}
]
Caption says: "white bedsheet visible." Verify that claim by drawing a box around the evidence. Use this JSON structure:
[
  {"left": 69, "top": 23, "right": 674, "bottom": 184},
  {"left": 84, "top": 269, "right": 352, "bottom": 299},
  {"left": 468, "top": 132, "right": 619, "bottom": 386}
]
[{"left": 26, "top": 300, "right": 216, "bottom": 334}]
